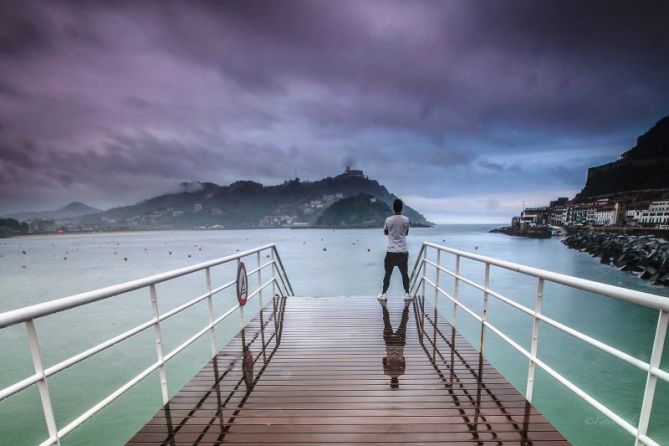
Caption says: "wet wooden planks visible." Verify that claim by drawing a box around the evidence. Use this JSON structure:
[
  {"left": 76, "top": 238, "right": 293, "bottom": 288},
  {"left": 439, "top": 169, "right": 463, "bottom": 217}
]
[{"left": 127, "top": 296, "right": 569, "bottom": 445}]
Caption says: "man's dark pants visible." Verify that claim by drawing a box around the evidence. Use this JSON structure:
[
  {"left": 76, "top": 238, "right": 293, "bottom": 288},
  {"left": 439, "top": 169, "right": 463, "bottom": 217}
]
[{"left": 382, "top": 251, "right": 410, "bottom": 293}]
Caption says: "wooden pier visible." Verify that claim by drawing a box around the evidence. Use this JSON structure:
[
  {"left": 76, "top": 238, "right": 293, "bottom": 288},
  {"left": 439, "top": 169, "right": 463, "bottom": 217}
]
[{"left": 127, "top": 296, "right": 569, "bottom": 445}]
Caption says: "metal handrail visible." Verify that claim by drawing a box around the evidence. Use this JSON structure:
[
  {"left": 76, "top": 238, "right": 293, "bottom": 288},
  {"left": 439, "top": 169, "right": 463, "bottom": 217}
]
[
  {"left": 409, "top": 241, "right": 669, "bottom": 446},
  {"left": 0, "top": 244, "right": 294, "bottom": 446}
]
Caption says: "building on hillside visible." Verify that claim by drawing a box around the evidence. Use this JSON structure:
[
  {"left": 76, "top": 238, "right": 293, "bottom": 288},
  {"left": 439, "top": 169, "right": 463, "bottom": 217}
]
[
  {"left": 29, "top": 219, "right": 57, "bottom": 234},
  {"left": 625, "top": 209, "right": 644, "bottom": 226},
  {"left": 594, "top": 205, "right": 617, "bottom": 226},
  {"left": 549, "top": 206, "right": 568, "bottom": 226},
  {"left": 640, "top": 201, "right": 669, "bottom": 226},
  {"left": 341, "top": 166, "right": 365, "bottom": 178},
  {"left": 520, "top": 207, "right": 549, "bottom": 226},
  {"left": 566, "top": 203, "right": 596, "bottom": 226}
]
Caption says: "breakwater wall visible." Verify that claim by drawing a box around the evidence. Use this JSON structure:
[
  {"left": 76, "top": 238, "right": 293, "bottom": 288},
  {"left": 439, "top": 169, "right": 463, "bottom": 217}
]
[{"left": 562, "top": 231, "right": 669, "bottom": 286}]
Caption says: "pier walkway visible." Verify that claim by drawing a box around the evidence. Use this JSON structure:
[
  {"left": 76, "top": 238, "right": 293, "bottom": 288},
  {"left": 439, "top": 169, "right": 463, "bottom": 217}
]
[
  {"left": 3, "top": 242, "right": 667, "bottom": 445},
  {"left": 127, "top": 296, "right": 568, "bottom": 445}
]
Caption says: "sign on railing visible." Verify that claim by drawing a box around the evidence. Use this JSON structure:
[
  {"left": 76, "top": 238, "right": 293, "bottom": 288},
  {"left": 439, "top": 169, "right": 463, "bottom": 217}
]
[
  {"left": 0, "top": 244, "right": 294, "bottom": 446},
  {"left": 409, "top": 242, "right": 668, "bottom": 446}
]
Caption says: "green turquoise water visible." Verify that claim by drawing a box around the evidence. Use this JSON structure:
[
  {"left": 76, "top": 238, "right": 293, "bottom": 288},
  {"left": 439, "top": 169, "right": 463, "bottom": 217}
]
[{"left": 1, "top": 225, "right": 668, "bottom": 445}]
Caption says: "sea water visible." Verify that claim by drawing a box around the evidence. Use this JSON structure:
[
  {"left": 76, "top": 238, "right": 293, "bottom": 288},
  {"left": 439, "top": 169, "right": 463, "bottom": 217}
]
[{"left": 1, "top": 225, "right": 668, "bottom": 445}]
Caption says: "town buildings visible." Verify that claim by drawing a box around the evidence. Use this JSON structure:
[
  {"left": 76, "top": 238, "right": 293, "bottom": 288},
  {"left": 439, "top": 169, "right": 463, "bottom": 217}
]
[{"left": 526, "top": 197, "right": 669, "bottom": 229}]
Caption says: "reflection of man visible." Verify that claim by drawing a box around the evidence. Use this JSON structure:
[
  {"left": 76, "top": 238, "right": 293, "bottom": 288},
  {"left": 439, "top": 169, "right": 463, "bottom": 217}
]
[
  {"left": 378, "top": 199, "right": 411, "bottom": 303},
  {"left": 381, "top": 301, "right": 410, "bottom": 389}
]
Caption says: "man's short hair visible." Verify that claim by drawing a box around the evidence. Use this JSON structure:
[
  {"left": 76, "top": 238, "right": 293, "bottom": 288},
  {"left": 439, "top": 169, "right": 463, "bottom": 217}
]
[{"left": 393, "top": 199, "right": 403, "bottom": 213}]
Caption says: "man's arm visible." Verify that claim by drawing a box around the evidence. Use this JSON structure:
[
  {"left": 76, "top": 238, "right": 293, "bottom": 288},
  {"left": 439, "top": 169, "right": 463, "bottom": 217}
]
[{"left": 383, "top": 219, "right": 389, "bottom": 235}]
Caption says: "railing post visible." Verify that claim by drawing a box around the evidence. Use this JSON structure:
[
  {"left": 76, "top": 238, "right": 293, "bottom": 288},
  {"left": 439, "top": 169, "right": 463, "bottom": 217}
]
[
  {"left": 270, "top": 248, "right": 276, "bottom": 298},
  {"left": 149, "top": 285, "right": 169, "bottom": 404},
  {"left": 25, "top": 320, "right": 60, "bottom": 445},
  {"left": 525, "top": 277, "right": 544, "bottom": 403},
  {"left": 257, "top": 251, "right": 263, "bottom": 309},
  {"left": 452, "top": 255, "right": 460, "bottom": 327},
  {"left": 433, "top": 249, "right": 441, "bottom": 361},
  {"left": 270, "top": 248, "right": 279, "bottom": 335},
  {"left": 238, "top": 258, "right": 245, "bottom": 326},
  {"left": 205, "top": 267, "right": 217, "bottom": 357},
  {"left": 635, "top": 310, "right": 668, "bottom": 446},
  {"left": 257, "top": 250, "right": 267, "bottom": 363},
  {"left": 420, "top": 247, "right": 427, "bottom": 302},
  {"left": 479, "top": 263, "right": 491, "bottom": 353}
]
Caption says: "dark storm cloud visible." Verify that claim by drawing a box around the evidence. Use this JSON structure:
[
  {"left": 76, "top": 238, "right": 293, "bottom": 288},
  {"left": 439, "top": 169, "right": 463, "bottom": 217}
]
[{"left": 0, "top": 0, "right": 667, "bottom": 220}]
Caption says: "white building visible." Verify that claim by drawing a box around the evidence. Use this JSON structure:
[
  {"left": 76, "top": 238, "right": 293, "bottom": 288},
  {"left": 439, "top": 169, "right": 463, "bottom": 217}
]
[
  {"left": 625, "top": 209, "right": 643, "bottom": 225},
  {"left": 640, "top": 201, "right": 669, "bottom": 226},
  {"left": 594, "top": 206, "right": 616, "bottom": 226}
]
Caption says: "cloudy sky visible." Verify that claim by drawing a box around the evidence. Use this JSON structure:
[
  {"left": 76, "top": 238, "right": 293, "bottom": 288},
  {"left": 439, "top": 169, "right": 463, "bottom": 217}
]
[{"left": 1, "top": 0, "right": 668, "bottom": 222}]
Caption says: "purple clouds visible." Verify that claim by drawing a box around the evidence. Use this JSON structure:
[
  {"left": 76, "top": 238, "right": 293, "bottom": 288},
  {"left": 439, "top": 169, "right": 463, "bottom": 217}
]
[{"left": 1, "top": 0, "right": 668, "bottom": 221}]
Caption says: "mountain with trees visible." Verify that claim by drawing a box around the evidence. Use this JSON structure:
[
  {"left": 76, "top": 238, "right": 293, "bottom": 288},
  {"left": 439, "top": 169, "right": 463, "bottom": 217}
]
[
  {"left": 6, "top": 202, "right": 101, "bottom": 222},
  {"left": 315, "top": 194, "right": 393, "bottom": 227},
  {"left": 576, "top": 116, "right": 669, "bottom": 200},
  {"left": 0, "top": 218, "right": 29, "bottom": 238},
  {"left": 79, "top": 169, "right": 431, "bottom": 230}
]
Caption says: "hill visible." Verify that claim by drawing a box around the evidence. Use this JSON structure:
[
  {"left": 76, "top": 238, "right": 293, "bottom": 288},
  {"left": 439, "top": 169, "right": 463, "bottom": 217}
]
[
  {"left": 79, "top": 169, "right": 431, "bottom": 230},
  {"left": 576, "top": 116, "right": 669, "bottom": 200},
  {"left": 5, "top": 201, "right": 101, "bottom": 222},
  {"left": 315, "top": 194, "right": 392, "bottom": 227}
]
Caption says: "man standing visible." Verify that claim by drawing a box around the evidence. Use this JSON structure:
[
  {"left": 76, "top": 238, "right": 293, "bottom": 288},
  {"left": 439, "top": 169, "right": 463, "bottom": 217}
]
[{"left": 379, "top": 198, "right": 411, "bottom": 302}]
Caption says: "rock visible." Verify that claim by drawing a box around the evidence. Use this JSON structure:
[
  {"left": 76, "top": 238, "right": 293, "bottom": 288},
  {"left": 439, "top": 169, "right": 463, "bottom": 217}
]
[{"left": 563, "top": 231, "right": 669, "bottom": 286}]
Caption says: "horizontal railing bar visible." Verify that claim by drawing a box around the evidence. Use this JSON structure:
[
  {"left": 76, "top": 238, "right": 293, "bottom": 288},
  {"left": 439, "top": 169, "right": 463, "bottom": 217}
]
[
  {"left": 274, "top": 269, "right": 290, "bottom": 298},
  {"left": 421, "top": 275, "right": 648, "bottom": 445},
  {"left": 51, "top": 355, "right": 163, "bottom": 443},
  {"left": 0, "top": 278, "right": 238, "bottom": 403},
  {"left": 246, "top": 260, "right": 275, "bottom": 277},
  {"left": 50, "top": 276, "right": 278, "bottom": 443},
  {"left": 272, "top": 247, "right": 294, "bottom": 296},
  {"left": 163, "top": 277, "right": 276, "bottom": 364},
  {"left": 422, "top": 259, "right": 666, "bottom": 382},
  {"left": 423, "top": 242, "right": 669, "bottom": 312},
  {"left": 0, "top": 244, "right": 277, "bottom": 329},
  {"left": 422, "top": 277, "right": 483, "bottom": 323}
]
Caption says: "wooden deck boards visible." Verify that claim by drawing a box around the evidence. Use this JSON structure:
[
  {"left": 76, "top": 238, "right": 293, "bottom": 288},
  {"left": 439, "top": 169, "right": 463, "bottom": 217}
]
[{"left": 127, "top": 296, "right": 569, "bottom": 445}]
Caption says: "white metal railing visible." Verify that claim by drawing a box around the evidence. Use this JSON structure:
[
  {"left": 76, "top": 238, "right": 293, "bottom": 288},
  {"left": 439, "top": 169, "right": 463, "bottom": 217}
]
[
  {"left": 409, "top": 241, "right": 669, "bottom": 446},
  {"left": 0, "top": 244, "right": 294, "bottom": 446}
]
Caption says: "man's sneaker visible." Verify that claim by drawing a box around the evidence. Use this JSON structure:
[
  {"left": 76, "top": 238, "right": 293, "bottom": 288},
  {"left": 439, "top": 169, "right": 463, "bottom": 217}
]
[
  {"left": 377, "top": 293, "right": 387, "bottom": 302},
  {"left": 404, "top": 293, "right": 413, "bottom": 302}
]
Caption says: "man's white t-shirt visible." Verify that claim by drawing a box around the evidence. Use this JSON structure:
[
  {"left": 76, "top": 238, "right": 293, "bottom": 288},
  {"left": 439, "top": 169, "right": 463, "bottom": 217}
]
[{"left": 384, "top": 215, "right": 409, "bottom": 253}]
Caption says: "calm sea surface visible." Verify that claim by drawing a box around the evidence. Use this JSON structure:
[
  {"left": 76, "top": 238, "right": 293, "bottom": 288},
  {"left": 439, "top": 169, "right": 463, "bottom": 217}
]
[{"left": 1, "top": 225, "right": 668, "bottom": 445}]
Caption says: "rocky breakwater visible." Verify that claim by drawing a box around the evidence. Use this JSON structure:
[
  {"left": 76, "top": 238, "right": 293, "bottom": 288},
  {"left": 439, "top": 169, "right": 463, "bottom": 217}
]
[{"left": 562, "top": 232, "right": 669, "bottom": 286}]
